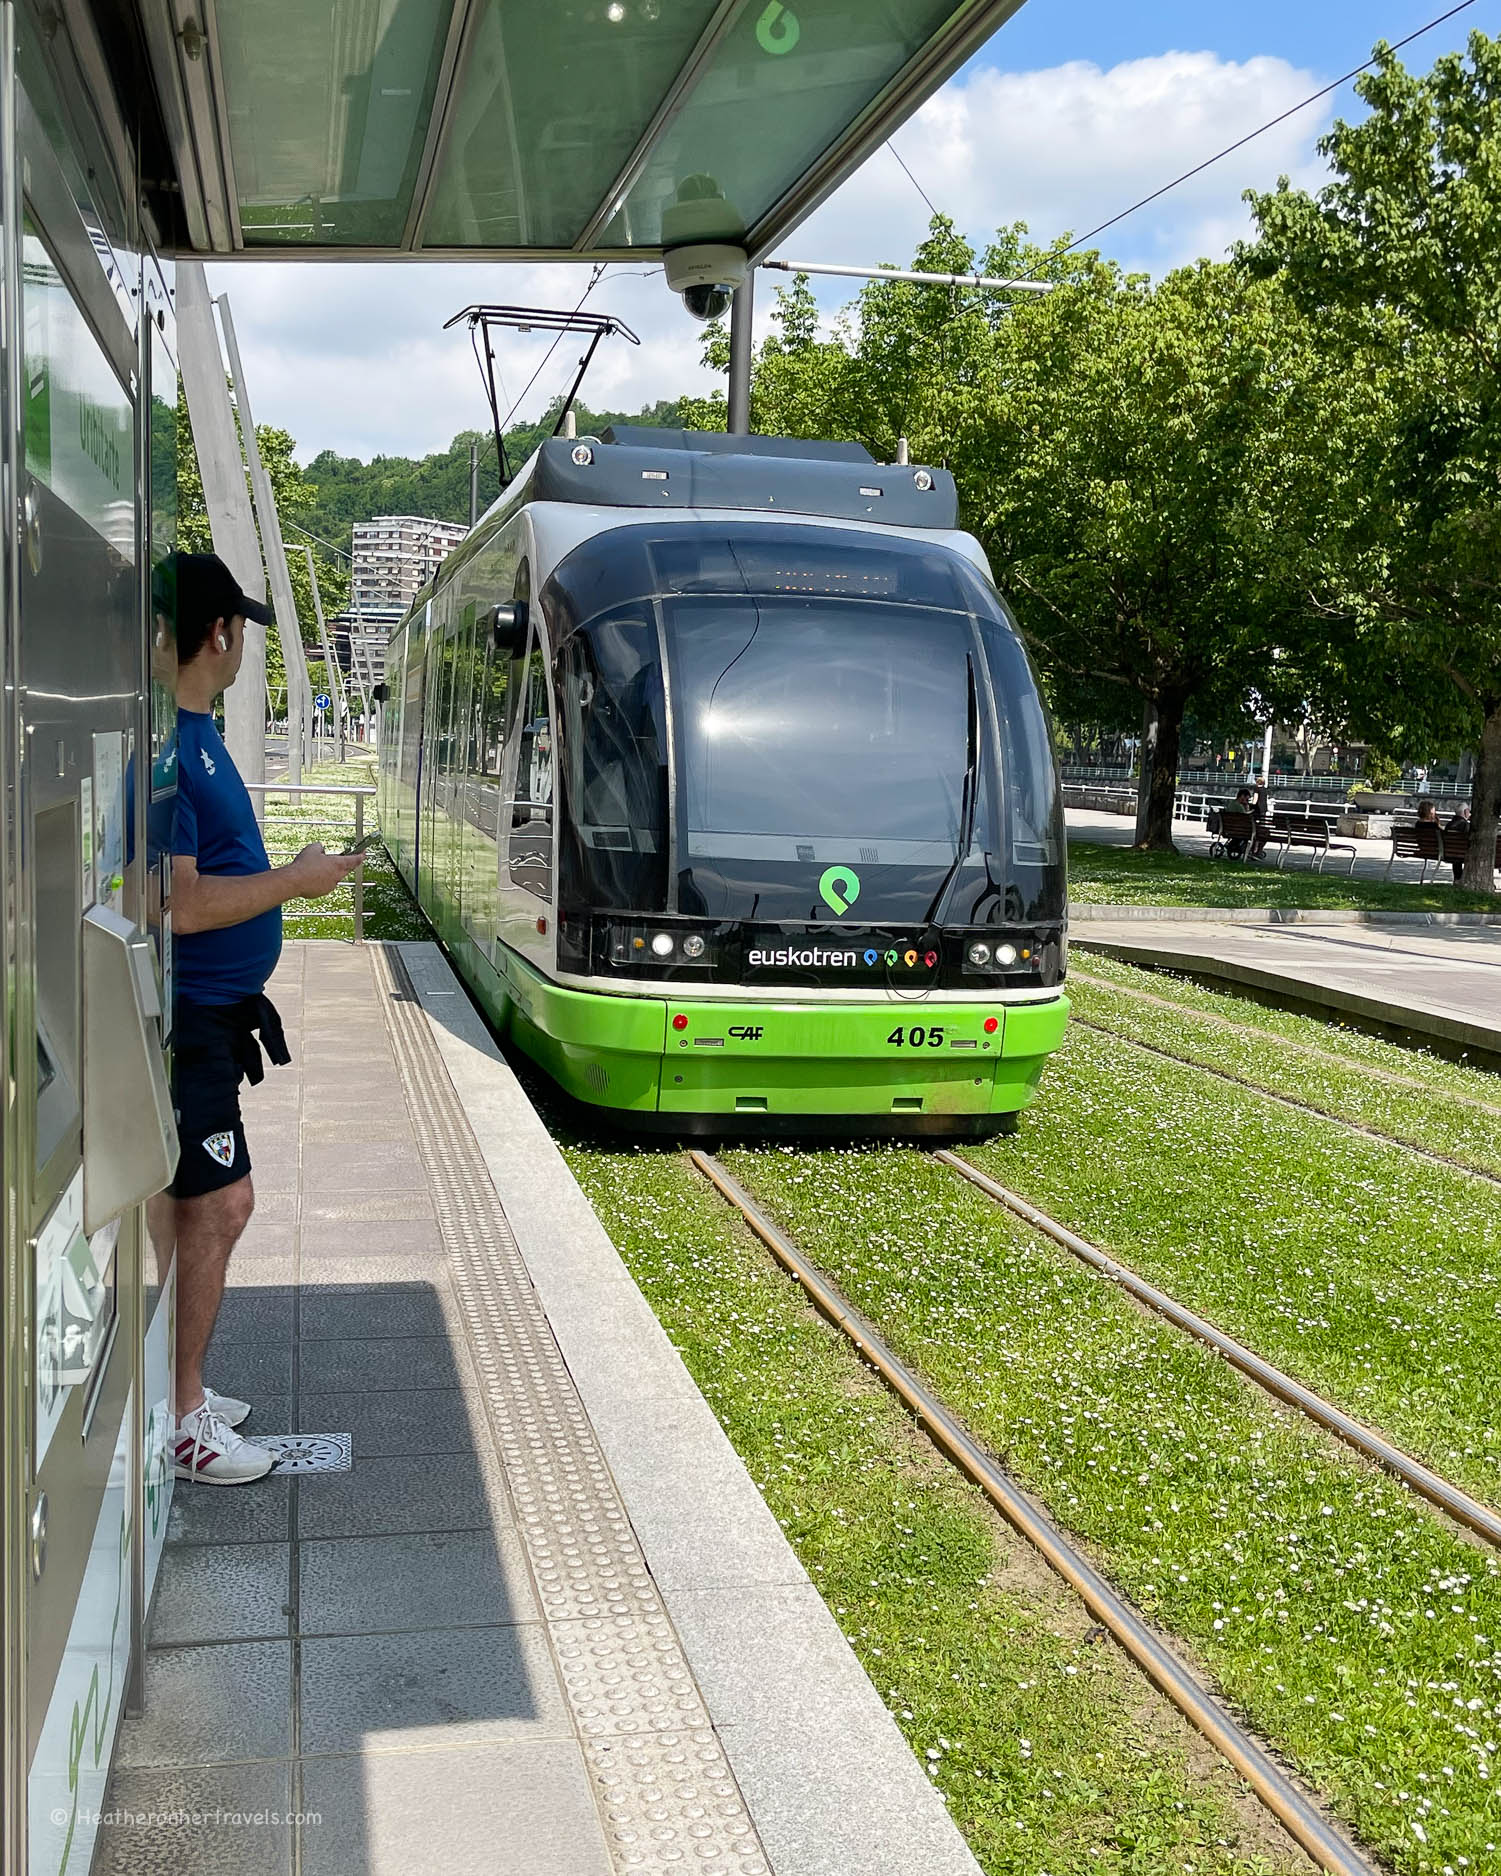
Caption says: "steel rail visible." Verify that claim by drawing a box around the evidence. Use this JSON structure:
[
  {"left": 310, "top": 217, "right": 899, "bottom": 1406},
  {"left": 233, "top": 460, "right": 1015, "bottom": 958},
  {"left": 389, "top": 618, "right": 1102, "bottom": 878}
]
[
  {"left": 689, "top": 1149, "right": 1377, "bottom": 1876},
  {"left": 1069, "top": 1013, "right": 1501, "bottom": 1190},
  {"left": 1066, "top": 964, "right": 1501, "bottom": 1120},
  {"left": 936, "top": 1150, "right": 1501, "bottom": 1551}
]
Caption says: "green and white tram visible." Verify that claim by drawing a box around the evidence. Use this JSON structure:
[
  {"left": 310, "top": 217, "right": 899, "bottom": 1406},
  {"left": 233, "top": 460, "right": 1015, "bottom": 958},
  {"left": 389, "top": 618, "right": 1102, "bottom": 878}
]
[{"left": 378, "top": 428, "right": 1070, "bottom": 1135}]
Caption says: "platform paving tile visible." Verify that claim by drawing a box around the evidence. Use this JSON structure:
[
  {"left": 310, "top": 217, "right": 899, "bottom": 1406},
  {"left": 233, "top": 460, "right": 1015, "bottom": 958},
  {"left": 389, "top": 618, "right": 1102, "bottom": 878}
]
[
  {"left": 298, "top": 1332, "right": 473, "bottom": 1394},
  {"left": 299, "top": 1280, "right": 454, "bottom": 1341},
  {"left": 298, "top": 1624, "right": 573, "bottom": 1756},
  {"left": 299, "top": 1741, "right": 612, "bottom": 1876},
  {"left": 200, "top": 1336, "right": 293, "bottom": 1399},
  {"left": 581, "top": 1393, "right": 808, "bottom": 1594},
  {"left": 297, "top": 1384, "right": 478, "bottom": 1455},
  {"left": 94, "top": 1761, "right": 293, "bottom": 1876},
  {"left": 210, "top": 1286, "right": 294, "bottom": 1343},
  {"left": 301, "top": 1141, "right": 430, "bottom": 1191},
  {"left": 297, "top": 1528, "right": 538, "bottom": 1636},
  {"left": 148, "top": 1542, "right": 291, "bottom": 1645},
  {"left": 167, "top": 1471, "right": 292, "bottom": 1548},
  {"left": 295, "top": 1249, "right": 452, "bottom": 1290},
  {"left": 293, "top": 1448, "right": 510, "bottom": 1541},
  {"left": 115, "top": 1641, "right": 292, "bottom": 1768},
  {"left": 303, "top": 1192, "right": 437, "bottom": 1225},
  {"left": 225, "top": 1251, "right": 296, "bottom": 1289}
]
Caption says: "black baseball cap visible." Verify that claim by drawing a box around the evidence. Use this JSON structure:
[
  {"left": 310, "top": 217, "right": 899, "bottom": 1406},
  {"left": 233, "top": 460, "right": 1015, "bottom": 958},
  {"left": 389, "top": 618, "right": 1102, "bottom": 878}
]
[{"left": 152, "top": 551, "right": 273, "bottom": 634}]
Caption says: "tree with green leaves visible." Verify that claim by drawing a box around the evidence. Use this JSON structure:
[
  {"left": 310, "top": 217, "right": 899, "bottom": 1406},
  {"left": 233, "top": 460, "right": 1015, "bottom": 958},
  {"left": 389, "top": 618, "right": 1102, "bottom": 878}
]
[
  {"left": 974, "top": 257, "right": 1368, "bottom": 848},
  {"left": 177, "top": 388, "right": 348, "bottom": 707},
  {"left": 707, "top": 225, "right": 1359, "bottom": 849},
  {"left": 1245, "top": 29, "right": 1501, "bottom": 890}
]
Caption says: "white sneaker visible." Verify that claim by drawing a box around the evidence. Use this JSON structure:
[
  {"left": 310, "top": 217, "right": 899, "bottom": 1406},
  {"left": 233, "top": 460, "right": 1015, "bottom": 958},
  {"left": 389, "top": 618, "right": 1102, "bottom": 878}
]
[
  {"left": 172, "top": 1403, "right": 276, "bottom": 1485},
  {"left": 202, "top": 1386, "right": 252, "bottom": 1429}
]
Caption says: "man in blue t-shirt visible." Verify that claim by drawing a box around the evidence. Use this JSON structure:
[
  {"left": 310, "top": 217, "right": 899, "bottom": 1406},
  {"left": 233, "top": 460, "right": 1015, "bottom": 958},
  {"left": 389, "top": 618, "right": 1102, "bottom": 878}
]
[{"left": 162, "top": 553, "right": 360, "bottom": 1484}]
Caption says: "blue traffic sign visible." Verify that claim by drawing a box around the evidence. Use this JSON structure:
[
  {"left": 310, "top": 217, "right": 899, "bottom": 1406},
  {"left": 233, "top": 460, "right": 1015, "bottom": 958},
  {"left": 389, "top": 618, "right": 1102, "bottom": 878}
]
[{"left": 314, "top": 693, "right": 332, "bottom": 710}]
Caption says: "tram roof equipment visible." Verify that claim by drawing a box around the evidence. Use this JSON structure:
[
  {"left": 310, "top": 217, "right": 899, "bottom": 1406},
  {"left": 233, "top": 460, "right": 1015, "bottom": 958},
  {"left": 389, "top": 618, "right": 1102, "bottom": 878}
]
[
  {"left": 116, "top": 2, "right": 1030, "bottom": 261},
  {"left": 511, "top": 429, "right": 959, "bottom": 530}
]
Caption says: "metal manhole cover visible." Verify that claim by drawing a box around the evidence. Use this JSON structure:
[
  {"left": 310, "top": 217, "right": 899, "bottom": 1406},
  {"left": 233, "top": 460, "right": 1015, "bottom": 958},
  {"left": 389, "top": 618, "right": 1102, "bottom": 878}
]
[{"left": 259, "top": 1434, "right": 352, "bottom": 1474}]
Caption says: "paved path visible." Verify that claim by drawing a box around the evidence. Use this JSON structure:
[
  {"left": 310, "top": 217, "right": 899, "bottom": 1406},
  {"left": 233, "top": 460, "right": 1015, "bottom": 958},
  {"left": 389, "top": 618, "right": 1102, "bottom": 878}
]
[
  {"left": 103, "top": 942, "right": 979, "bottom": 1876},
  {"left": 1074, "top": 915, "right": 1501, "bottom": 1062}
]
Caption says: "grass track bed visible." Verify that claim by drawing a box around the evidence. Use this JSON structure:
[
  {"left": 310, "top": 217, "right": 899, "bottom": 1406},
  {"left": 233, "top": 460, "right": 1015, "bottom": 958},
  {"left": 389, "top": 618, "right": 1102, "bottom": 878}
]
[
  {"left": 975, "top": 1027, "right": 1500, "bottom": 1503},
  {"left": 722, "top": 1142, "right": 1501, "bottom": 1875},
  {"left": 1066, "top": 969, "right": 1501, "bottom": 1181},
  {"left": 563, "top": 1143, "right": 1307, "bottom": 1876},
  {"left": 1067, "top": 842, "right": 1499, "bottom": 914},
  {"left": 1074, "top": 955, "right": 1501, "bottom": 1110}
]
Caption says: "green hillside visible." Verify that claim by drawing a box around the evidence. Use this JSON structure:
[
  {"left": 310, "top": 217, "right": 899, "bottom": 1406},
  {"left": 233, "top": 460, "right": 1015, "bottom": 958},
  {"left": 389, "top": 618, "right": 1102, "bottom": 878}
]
[{"left": 302, "top": 396, "right": 687, "bottom": 553}]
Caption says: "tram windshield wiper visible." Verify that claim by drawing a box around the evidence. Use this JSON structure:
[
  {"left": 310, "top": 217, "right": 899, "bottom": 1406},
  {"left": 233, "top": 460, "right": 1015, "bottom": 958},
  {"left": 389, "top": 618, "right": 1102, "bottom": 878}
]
[{"left": 922, "top": 654, "right": 979, "bottom": 929}]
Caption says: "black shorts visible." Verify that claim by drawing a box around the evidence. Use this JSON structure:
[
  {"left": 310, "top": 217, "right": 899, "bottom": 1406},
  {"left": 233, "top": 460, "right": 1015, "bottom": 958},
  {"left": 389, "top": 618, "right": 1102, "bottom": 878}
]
[{"left": 170, "top": 1001, "right": 261, "bottom": 1198}]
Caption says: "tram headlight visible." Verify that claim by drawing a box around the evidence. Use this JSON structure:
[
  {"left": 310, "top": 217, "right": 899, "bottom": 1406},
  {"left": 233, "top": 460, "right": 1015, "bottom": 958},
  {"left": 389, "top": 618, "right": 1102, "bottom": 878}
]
[
  {"left": 650, "top": 931, "right": 676, "bottom": 959},
  {"left": 682, "top": 934, "right": 707, "bottom": 960},
  {"left": 994, "top": 942, "right": 1018, "bottom": 968},
  {"left": 966, "top": 941, "right": 992, "bottom": 968}
]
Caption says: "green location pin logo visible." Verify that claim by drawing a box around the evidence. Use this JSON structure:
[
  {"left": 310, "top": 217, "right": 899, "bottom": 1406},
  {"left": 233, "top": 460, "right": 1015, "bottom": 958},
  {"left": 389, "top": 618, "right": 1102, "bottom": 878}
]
[
  {"left": 818, "top": 865, "right": 860, "bottom": 915},
  {"left": 756, "top": 2, "right": 800, "bottom": 55}
]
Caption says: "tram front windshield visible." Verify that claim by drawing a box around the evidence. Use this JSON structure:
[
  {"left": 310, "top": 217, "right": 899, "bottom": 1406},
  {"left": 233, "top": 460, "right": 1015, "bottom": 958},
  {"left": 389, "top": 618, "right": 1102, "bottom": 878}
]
[
  {"left": 673, "top": 597, "right": 969, "bottom": 854},
  {"left": 550, "top": 525, "right": 1063, "bottom": 924}
]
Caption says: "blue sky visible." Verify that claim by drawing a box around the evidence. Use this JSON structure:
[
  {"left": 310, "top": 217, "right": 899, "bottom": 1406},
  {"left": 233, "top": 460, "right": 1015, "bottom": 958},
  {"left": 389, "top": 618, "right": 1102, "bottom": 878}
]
[
  {"left": 218, "top": 0, "right": 1499, "bottom": 462},
  {"left": 987, "top": 0, "right": 1486, "bottom": 76}
]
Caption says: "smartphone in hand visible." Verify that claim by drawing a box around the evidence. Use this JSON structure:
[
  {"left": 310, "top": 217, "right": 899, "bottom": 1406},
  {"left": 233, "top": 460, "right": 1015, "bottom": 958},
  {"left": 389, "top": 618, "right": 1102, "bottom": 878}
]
[{"left": 341, "top": 832, "right": 382, "bottom": 857}]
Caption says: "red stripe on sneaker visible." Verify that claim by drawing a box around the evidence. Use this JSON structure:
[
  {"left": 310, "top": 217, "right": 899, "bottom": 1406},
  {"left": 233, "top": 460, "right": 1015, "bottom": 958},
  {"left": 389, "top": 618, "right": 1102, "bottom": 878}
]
[{"left": 195, "top": 1448, "right": 218, "bottom": 1471}]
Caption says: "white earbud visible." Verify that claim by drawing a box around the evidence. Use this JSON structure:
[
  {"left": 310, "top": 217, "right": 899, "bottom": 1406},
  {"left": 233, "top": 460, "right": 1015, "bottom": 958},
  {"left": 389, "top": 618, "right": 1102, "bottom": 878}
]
[{"left": 215, "top": 632, "right": 229, "bottom": 652}]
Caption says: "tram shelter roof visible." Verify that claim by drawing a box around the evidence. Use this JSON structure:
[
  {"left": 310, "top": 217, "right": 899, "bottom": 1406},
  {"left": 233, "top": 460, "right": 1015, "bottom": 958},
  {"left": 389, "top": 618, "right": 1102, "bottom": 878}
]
[{"left": 117, "top": 1, "right": 1026, "bottom": 261}]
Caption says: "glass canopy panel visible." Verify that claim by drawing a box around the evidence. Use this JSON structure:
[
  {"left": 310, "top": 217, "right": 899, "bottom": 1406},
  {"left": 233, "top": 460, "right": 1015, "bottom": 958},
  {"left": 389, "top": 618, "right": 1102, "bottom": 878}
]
[
  {"left": 599, "top": 0, "right": 962, "bottom": 249},
  {"left": 218, "top": 0, "right": 455, "bottom": 246},
  {"left": 422, "top": 0, "right": 725, "bottom": 250}
]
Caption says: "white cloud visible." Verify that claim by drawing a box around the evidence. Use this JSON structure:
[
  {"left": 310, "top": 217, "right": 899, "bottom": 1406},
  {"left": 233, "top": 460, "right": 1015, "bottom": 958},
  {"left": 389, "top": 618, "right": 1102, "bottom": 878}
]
[
  {"left": 204, "top": 258, "right": 718, "bottom": 464},
  {"left": 795, "top": 51, "right": 1333, "bottom": 279},
  {"left": 207, "top": 49, "right": 1337, "bottom": 463}
]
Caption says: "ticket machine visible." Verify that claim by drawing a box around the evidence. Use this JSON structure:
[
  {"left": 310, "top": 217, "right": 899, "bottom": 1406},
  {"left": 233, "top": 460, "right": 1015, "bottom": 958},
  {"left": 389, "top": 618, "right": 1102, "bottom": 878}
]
[{"left": 1, "top": 8, "right": 181, "bottom": 1873}]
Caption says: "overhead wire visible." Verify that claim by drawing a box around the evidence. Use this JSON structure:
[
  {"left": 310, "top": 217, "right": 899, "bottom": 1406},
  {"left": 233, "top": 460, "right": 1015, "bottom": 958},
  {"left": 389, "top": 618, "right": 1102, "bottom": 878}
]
[
  {"left": 1032, "top": 0, "right": 1480, "bottom": 271},
  {"left": 886, "top": 139, "right": 939, "bottom": 219},
  {"left": 870, "top": 0, "right": 1479, "bottom": 294}
]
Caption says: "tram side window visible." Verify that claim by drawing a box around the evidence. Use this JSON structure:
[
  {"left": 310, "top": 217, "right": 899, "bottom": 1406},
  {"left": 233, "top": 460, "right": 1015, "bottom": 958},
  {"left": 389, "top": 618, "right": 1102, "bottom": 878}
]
[
  {"left": 556, "top": 611, "right": 668, "bottom": 912},
  {"left": 513, "top": 647, "right": 553, "bottom": 823},
  {"left": 508, "top": 632, "right": 554, "bottom": 901},
  {"left": 477, "top": 645, "right": 509, "bottom": 775},
  {"left": 977, "top": 617, "right": 1066, "bottom": 921}
]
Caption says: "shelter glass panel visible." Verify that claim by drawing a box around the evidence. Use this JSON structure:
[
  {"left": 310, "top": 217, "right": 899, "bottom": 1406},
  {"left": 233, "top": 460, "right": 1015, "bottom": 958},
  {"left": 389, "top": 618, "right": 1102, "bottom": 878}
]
[
  {"left": 424, "top": 0, "right": 724, "bottom": 247},
  {"left": 219, "top": 0, "right": 454, "bottom": 245},
  {"left": 599, "top": 0, "right": 960, "bottom": 248}
]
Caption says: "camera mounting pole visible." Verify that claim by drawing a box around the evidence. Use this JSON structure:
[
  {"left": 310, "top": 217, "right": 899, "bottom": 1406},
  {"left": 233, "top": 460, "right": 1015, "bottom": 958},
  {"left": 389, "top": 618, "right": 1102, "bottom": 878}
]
[
  {"left": 728, "top": 275, "right": 754, "bottom": 436},
  {"left": 443, "top": 304, "right": 641, "bottom": 486}
]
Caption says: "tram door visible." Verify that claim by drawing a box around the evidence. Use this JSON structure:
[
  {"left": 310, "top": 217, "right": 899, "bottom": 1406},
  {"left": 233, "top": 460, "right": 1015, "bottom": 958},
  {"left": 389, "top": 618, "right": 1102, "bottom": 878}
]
[{"left": 2, "top": 37, "right": 178, "bottom": 1876}]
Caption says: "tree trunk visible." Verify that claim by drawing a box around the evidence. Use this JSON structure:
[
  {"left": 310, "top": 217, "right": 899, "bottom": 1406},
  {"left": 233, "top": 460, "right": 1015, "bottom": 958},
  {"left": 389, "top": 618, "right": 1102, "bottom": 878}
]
[
  {"left": 1133, "top": 688, "right": 1187, "bottom": 850},
  {"left": 1462, "top": 699, "right": 1501, "bottom": 894}
]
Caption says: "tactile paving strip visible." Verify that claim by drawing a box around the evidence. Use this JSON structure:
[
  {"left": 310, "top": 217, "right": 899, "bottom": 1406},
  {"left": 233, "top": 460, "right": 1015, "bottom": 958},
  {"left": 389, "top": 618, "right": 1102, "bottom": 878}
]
[{"left": 376, "top": 946, "right": 771, "bottom": 1876}]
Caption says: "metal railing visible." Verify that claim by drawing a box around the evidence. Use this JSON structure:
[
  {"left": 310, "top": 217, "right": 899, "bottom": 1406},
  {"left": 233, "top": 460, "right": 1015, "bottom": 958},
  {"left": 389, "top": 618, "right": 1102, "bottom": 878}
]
[
  {"left": 1061, "top": 763, "right": 1474, "bottom": 801},
  {"left": 247, "top": 782, "right": 376, "bottom": 942}
]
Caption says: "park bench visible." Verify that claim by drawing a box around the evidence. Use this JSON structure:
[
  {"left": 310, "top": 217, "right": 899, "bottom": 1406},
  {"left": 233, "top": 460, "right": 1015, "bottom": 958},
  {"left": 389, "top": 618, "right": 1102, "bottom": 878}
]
[
  {"left": 1386, "top": 822, "right": 1443, "bottom": 882},
  {"left": 1440, "top": 826, "right": 1501, "bottom": 883},
  {"left": 1267, "top": 809, "right": 1358, "bottom": 874},
  {"left": 1211, "top": 808, "right": 1286, "bottom": 864}
]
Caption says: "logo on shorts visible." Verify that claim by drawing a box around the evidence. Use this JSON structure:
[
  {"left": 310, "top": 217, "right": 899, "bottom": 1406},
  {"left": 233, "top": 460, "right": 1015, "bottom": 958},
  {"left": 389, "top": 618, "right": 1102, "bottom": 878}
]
[
  {"left": 199, "top": 747, "right": 216, "bottom": 776},
  {"left": 202, "top": 1130, "right": 236, "bottom": 1167}
]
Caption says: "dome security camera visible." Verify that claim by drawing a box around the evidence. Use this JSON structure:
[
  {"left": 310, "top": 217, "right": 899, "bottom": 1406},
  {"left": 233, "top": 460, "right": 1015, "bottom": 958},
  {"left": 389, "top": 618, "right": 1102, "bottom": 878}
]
[
  {"left": 661, "top": 176, "right": 747, "bottom": 321},
  {"left": 663, "top": 241, "right": 748, "bottom": 322}
]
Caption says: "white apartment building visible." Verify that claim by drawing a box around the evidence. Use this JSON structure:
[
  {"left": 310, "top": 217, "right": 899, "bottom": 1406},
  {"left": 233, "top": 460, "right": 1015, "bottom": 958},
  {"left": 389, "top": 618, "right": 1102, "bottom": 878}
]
[{"left": 351, "top": 514, "right": 468, "bottom": 611}]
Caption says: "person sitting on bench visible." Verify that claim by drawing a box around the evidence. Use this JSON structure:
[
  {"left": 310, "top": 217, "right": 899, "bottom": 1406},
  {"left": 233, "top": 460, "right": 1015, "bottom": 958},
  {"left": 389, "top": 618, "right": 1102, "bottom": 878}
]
[{"left": 1446, "top": 804, "right": 1471, "bottom": 883}]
